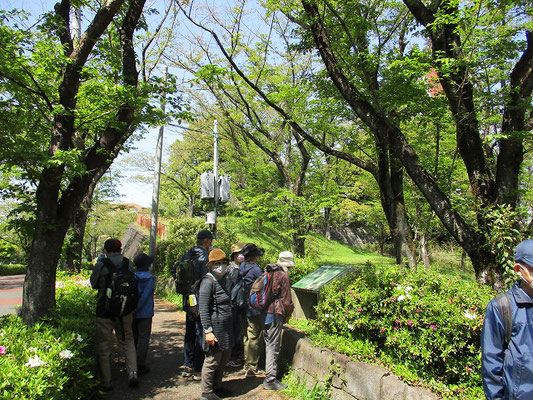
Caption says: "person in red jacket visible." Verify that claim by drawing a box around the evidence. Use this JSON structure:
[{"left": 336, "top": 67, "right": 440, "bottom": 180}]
[{"left": 262, "top": 251, "right": 295, "bottom": 390}]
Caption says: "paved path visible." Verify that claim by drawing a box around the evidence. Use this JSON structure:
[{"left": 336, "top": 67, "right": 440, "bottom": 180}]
[
  {"left": 105, "top": 299, "right": 289, "bottom": 400},
  {"left": 0, "top": 274, "right": 24, "bottom": 316}
]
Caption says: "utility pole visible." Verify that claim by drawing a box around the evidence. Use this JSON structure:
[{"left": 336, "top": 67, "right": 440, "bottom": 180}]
[
  {"left": 212, "top": 119, "right": 219, "bottom": 238},
  {"left": 149, "top": 66, "right": 167, "bottom": 264}
]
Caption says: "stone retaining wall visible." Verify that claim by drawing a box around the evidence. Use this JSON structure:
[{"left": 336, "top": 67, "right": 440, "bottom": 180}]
[{"left": 281, "top": 327, "right": 439, "bottom": 400}]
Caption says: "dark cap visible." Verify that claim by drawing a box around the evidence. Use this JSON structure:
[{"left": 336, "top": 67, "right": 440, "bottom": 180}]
[
  {"left": 515, "top": 239, "right": 533, "bottom": 266},
  {"left": 104, "top": 238, "right": 122, "bottom": 253},
  {"left": 197, "top": 229, "right": 214, "bottom": 240},
  {"left": 134, "top": 253, "right": 154, "bottom": 269},
  {"left": 241, "top": 243, "right": 265, "bottom": 260}
]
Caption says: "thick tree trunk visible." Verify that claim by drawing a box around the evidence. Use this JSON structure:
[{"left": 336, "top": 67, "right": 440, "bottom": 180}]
[
  {"left": 65, "top": 191, "right": 93, "bottom": 272},
  {"left": 420, "top": 234, "right": 430, "bottom": 269},
  {"left": 293, "top": 231, "right": 306, "bottom": 257}
]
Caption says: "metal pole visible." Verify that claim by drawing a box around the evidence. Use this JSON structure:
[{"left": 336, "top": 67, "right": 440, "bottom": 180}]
[
  {"left": 213, "top": 120, "right": 219, "bottom": 238},
  {"left": 149, "top": 66, "right": 167, "bottom": 264}
]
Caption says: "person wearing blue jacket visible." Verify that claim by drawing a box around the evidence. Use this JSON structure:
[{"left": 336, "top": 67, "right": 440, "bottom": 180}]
[
  {"left": 482, "top": 239, "right": 533, "bottom": 399},
  {"left": 133, "top": 253, "right": 155, "bottom": 376},
  {"left": 239, "top": 243, "right": 265, "bottom": 377}
]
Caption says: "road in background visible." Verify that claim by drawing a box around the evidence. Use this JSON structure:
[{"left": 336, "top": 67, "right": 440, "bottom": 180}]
[{"left": 0, "top": 274, "right": 24, "bottom": 316}]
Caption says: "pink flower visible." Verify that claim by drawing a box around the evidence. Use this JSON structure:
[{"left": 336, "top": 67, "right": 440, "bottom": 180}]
[
  {"left": 416, "top": 309, "right": 420, "bottom": 313},
  {"left": 391, "top": 297, "right": 396, "bottom": 302},
  {"left": 357, "top": 308, "right": 363, "bottom": 312},
  {"left": 0, "top": 346, "right": 6, "bottom": 355},
  {"left": 380, "top": 328, "right": 386, "bottom": 333},
  {"left": 466, "top": 365, "right": 472, "bottom": 373},
  {"left": 395, "top": 319, "right": 400, "bottom": 325},
  {"left": 430, "top": 325, "right": 437, "bottom": 330},
  {"left": 407, "top": 320, "right": 413, "bottom": 326}
]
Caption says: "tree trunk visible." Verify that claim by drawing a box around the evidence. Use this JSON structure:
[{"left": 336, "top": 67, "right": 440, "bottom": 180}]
[
  {"left": 324, "top": 207, "right": 331, "bottom": 240},
  {"left": 420, "top": 234, "right": 430, "bottom": 269},
  {"left": 293, "top": 231, "right": 305, "bottom": 257}
]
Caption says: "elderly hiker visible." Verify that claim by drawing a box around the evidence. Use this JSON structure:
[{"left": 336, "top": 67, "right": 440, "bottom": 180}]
[
  {"left": 199, "top": 249, "right": 234, "bottom": 400},
  {"left": 482, "top": 239, "right": 533, "bottom": 399}
]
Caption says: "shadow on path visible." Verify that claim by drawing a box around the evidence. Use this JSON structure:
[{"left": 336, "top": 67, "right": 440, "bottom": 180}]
[{"left": 102, "top": 299, "right": 288, "bottom": 400}]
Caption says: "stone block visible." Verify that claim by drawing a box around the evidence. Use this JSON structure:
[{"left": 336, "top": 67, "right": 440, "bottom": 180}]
[
  {"left": 344, "top": 361, "right": 387, "bottom": 400},
  {"left": 380, "top": 373, "right": 406, "bottom": 400},
  {"left": 403, "top": 386, "right": 440, "bottom": 400}
]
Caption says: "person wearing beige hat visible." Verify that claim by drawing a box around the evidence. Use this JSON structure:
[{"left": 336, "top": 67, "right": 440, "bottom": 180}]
[
  {"left": 199, "top": 248, "right": 234, "bottom": 400},
  {"left": 276, "top": 251, "right": 295, "bottom": 275}
]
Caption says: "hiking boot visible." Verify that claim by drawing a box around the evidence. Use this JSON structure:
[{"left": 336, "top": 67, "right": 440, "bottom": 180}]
[
  {"left": 226, "top": 358, "right": 241, "bottom": 368},
  {"left": 128, "top": 371, "right": 139, "bottom": 388},
  {"left": 181, "top": 366, "right": 194, "bottom": 377},
  {"left": 201, "top": 392, "right": 222, "bottom": 400},
  {"left": 214, "top": 387, "right": 234, "bottom": 397},
  {"left": 245, "top": 368, "right": 264, "bottom": 378},
  {"left": 263, "top": 379, "right": 287, "bottom": 391}
]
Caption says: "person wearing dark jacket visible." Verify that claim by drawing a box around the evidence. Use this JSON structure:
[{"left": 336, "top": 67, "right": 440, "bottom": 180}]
[
  {"left": 199, "top": 249, "right": 234, "bottom": 400},
  {"left": 171, "top": 229, "right": 213, "bottom": 379},
  {"left": 239, "top": 243, "right": 265, "bottom": 377},
  {"left": 90, "top": 239, "right": 138, "bottom": 390},
  {"left": 132, "top": 253, "right": 155, "bottom": 375},
  {"left": 482, "top": 239, "right": 533, "bottom": 399}
]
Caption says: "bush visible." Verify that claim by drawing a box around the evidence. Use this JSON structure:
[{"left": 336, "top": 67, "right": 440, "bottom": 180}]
[
  {"left": 0, "top": 274, "right": 97, "bottom": 399},
  {"left": 315, "top": 265, "right": 494, "bottom": 399},
  {"left": 154, "top": 216, "right": 239, "bottom": 277},
  {"left": 0, "top": 264, "right": 27, "bottom": 275}
]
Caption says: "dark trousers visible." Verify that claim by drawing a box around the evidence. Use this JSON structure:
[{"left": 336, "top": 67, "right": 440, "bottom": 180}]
[
  {"left": 133, "top": 317, "right": 152, "bottom": 367},
  {"left": 184, "top": 313, "right": 204, "bottom": 371},
  {"left": 231, "top": 308, "right": 244, "bottom": 358}
]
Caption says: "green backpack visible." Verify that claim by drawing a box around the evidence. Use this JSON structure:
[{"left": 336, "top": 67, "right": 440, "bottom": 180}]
[{"left": 174, "top": 257, "right": 195, "bottom": 295}]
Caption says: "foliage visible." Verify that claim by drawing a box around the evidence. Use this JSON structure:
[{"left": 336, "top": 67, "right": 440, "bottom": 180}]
[
  {"left": 0, "top": 264, "right": 26, "bottom": 276},
  {"left": 0, "top": 240, "right": 20, "bottom": 264},
  {"left": 0, "top": 274, "right": 97, "bottom": 399},
  {"left": 283, "top": 370, "right": 330, "bottom": 400},
  {"left": 313, "top": 265, "right": 494, "bottom": 399}
]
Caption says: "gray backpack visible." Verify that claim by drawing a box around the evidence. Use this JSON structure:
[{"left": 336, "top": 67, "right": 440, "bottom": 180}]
[{"left": 495, "top": 293, "right": 513, "bottom": 348}]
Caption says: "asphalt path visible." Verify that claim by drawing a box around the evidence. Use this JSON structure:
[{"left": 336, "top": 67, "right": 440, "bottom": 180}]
[{"left": 0, "top": 274, "right": 24, "bottom": 316}]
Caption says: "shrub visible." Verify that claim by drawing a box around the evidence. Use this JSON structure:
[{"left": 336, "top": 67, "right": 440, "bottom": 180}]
[
  {"left": 0, "top": 264, "right": 27, "bottom": 275},
  {"left": 0, "top": 274, "right": 97, "bottom": 399},
  {"left": 315, "top": 265, "right": 494, "bottom": 399}
]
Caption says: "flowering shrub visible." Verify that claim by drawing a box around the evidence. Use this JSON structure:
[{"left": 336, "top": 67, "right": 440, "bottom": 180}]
[
  {"left": 315, "top": 265, "right": 495, "bottom": 398},
  {"left": 0, "top": 274, "right": 97, "bottom": 399}
]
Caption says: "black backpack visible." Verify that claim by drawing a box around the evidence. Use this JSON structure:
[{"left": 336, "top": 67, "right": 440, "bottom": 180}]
[
  {"left": 231, "top": 271, "right": 248, "bottom": 309},
  {"left": 495, "top": 292, "right": 513, "bottom": 348},
  {"left": 187, "top": 274, "right": 216, "bottom": 321},
  {"left": 102, "top": 258, "right": 139, "bottom": 318},
  {"left": 173, "top": 256, "right": 195, "bottom": 295}
]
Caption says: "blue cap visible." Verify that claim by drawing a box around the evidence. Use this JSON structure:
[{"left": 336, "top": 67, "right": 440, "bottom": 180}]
[{"left": 515, "top": 240, "right": 533, "bottom": 266}]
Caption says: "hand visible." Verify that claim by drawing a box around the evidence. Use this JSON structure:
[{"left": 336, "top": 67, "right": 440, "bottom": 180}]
[{"left": 205, "top": 332, "right": 218, "bottom": 346}]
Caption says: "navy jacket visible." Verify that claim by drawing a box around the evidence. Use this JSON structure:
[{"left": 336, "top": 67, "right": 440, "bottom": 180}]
[
  {"left": 482, "top": 281, "right": 533, "bottom": 399},
  {"left": 134, "top": 270, "right": 154, "bottom": 319},
  {"left": 239, "top": 261, "right": 263, "bottom": 317}
]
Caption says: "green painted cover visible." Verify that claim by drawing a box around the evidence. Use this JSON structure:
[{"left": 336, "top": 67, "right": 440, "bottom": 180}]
[{"left": 291, "top": 265, "right": 351, "bottom": 293}]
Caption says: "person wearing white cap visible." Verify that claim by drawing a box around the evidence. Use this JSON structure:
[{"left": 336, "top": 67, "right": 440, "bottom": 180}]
[
  {"left": 276, "top": 251, "right": 295, "bottom": 275},
  {"left": 261, "top": 251, "right": 294, "bottom": 390},
  {"left": 482, "top": 239, "right": 533, "bottom": 399}
]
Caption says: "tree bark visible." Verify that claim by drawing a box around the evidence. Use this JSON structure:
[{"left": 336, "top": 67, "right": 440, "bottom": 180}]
[{"left": 22, "top": 0, "right": 145, "bottom": 325}]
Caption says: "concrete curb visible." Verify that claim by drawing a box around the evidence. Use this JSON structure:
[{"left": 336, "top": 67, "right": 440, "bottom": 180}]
[{"left": 281, "top": 327, "right": 439, "bottom": 400}]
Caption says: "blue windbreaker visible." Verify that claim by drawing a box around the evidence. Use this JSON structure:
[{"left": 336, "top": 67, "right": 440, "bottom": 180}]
[
  {"left": 481, "top": 281, "right": 533, "bottom": 399},
  {"left": 133, "top": 270, "right": 154, "bottom": 319}
]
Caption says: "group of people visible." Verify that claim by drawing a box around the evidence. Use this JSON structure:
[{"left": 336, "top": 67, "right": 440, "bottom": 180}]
[
  {"left": 90, "top": 230, "right": 294, "bottom": 400},
  {"left": 90, "top": 238, "right": 155, "bottom": 391},
  {"left": 174, "top": 229, "right": 294, "bottom": 400}
]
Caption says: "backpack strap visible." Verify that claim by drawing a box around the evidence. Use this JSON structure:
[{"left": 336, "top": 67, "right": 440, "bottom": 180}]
[{"left": 495, "top": 293, "right": 512, "bottom": 348}]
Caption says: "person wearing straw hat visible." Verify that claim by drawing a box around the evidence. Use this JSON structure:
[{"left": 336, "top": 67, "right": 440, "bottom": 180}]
[{"left": 199, "top": 249, "right": 234, "bottom": 400}]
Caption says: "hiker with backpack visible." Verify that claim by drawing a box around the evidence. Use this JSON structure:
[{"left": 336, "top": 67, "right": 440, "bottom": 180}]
[
  {"left": 249, "top": 251, "right": 294, "bottom": 391},
  {"left": 199, "top": 249, "right": 234, "bottom": 400},
  {"left": 90, "top": 238, "right": 139, "bottom": 391},
  {"left": 239, "top": 243, "right": 266, "bottom": 377},
  {"left": 132, "top": 253, "right": 155, "bottom": 375},
  {"left": 171, "top": 229, "right": 214, "bottom": 380},
  {"left": 481, "top": 239, "right": 533, "bottom": 399},
  {"left": 227, "top": 243, "right": 245, "bottom": 368}
]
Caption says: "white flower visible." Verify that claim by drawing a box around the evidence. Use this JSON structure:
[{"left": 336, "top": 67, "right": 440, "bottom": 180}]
[
  {"left": 405, "top": 286, "right": 413, "bottom": 292},
  {"left": 347, "top": 324, "right": 355, "bottom": 331},
  {"left": 464, "top": 311, "right": 477, "bottom": 320},
  {"left": 55, "top": 281, "right": 65, "bottom": 289},
  {"left": 28, "top": 347, "right": 37, "bottom": 352},
  {"left": 397, "top": 295, "right": 406, "bottom": 301},
  {"left": 325, "top": 314, "right": 330, "bottom": 318},
  {"left": 76, "top": 334, "right": 84, "bottom": 342},
  {"left": 25, "top": 355, "right": 45, "bottom": 368},
  {"left": 59, "top": 350, "right": 73, "bottom": 359}
]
